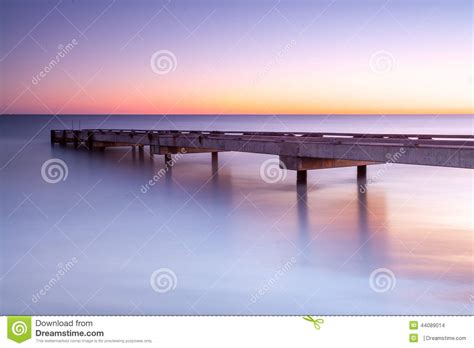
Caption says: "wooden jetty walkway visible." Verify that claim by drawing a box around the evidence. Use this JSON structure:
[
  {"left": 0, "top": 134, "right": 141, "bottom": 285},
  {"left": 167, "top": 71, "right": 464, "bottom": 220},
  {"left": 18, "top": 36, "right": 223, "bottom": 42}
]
[{"left": 51, "top": 129, "right": 474, "bottom": 184}]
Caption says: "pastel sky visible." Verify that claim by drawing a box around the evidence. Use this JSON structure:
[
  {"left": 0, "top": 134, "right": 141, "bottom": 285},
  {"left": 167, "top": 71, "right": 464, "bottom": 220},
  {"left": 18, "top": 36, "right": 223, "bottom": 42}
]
[{"left": 0, "top": 0, "right": 472, "bottom": 114}]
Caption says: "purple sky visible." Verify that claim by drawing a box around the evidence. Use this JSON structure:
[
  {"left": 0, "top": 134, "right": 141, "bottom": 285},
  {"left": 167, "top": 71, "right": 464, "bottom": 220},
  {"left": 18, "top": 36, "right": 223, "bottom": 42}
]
[{"left": 0, "top": 0, "right": 472, "bottom": 114}]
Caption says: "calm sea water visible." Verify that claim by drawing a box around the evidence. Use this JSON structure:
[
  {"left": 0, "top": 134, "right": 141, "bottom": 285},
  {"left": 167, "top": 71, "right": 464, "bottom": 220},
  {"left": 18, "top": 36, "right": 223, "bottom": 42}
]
[{"left": 0, "top": 114, "right": 473, "bottom": 315}]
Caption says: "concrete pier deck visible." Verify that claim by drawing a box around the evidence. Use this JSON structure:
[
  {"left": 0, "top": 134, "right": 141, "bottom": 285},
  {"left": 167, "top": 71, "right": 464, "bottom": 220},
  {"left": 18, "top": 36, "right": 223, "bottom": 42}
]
[{"left": 51, "top": 129, "right": 474, "bottom": 184}]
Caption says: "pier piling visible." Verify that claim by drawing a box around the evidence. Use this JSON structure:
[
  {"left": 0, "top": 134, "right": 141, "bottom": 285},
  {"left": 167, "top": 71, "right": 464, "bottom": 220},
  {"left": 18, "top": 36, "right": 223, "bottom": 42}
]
[
  {"left": 357, "top": 165, "right": 367, "bottom": 179},
  {"left": 297, "top": 170, "right": 307, "bottom": 185},
  {"left": 212, "top": 152, "right": 218, "bottom": 162}
]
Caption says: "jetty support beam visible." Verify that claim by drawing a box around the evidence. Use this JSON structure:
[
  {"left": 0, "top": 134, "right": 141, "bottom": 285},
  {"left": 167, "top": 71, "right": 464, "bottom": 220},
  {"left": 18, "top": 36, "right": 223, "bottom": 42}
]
[
  {"left": 150, "top": 145, "right": 221, "bottom": 155},
  {"left": 279, "top": 156, "right": 376, "bottom": 184},
  {"left": 279, "top": 156, "right": 376, "bottom": 171}
]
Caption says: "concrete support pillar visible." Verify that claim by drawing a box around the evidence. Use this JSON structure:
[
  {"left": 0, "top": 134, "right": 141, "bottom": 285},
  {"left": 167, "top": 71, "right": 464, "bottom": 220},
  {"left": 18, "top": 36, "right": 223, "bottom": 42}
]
[
  {"left": 211, "top": 152, "right": 218, "bottom": 175},
  {"left": 50, "top": 130, "right": 56, "bottom": 144},
  {"left": 150, "top": 145, "right": 162, "bottom": 156},
  {"left": 87, "top": 131, "right": 94, "bottom": 150},
  {"left": 164, "top": 154, "right": 172, "bottom": 164},
  {"left": 297, "top": 170, "right": 307, "bottom": 185},
  {"left": 357, "top": 165, "right": 367, "bottom": 179},
  {"left": 61, "top": 130, "right": 67, "bottom": 146},
  {"left": 73, "top": 131, "right": 79, "bottom": 148}
]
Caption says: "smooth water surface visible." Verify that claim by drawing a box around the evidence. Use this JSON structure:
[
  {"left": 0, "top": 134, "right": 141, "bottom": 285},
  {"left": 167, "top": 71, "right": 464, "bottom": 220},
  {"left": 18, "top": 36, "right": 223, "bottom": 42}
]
[{"left": 1, "top": 115, "right": 473, "bottom": 315}]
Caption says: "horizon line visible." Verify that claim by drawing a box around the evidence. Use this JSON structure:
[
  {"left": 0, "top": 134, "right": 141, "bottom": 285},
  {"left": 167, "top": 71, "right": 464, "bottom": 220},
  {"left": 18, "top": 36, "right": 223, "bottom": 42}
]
[{"left": 2, "top": 113, "right": 474, "bottom": 116}]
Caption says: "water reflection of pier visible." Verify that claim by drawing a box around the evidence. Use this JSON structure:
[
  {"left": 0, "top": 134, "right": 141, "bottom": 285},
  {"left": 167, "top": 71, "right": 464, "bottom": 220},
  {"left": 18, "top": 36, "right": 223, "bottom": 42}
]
[{"left": 296, "top": 171, "right": 388, "bottom": 269}]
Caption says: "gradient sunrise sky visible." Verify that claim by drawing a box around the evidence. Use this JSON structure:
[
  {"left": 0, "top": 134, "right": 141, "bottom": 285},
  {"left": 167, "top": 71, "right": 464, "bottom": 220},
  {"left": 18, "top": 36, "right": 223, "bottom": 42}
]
[{"left": 0, "top": 0, "right": 472, "bottom": 115}]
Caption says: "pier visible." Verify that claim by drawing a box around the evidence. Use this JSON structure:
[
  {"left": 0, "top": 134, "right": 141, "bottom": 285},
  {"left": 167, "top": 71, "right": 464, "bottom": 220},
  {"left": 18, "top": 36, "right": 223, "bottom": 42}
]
[{"left": 50, "top": 129, "right": 474, "bottom": 185}]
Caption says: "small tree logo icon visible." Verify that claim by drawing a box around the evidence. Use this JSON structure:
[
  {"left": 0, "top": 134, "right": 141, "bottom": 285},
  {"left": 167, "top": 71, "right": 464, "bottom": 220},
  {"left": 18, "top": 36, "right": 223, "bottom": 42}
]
[{"left": 7, "top": 316, "right": 32, "bottom": 343}]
